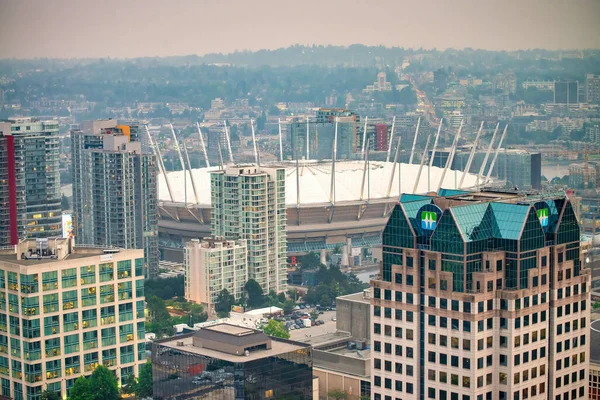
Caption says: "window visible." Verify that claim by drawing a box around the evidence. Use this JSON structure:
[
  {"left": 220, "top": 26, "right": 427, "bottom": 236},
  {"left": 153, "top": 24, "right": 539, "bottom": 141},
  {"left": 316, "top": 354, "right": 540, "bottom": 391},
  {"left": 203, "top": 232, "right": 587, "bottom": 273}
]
[
  {"left": 429, "top": 259, "right": 436, "bottom": 270},
  {"left": 406, "top": 256, "right": 413, "bottom": 268}
]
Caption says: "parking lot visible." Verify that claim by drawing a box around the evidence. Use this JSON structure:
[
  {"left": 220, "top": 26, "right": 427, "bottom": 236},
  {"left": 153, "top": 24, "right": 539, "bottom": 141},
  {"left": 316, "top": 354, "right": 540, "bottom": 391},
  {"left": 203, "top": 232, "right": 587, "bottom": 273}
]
[{"left": 289, "top": 310, "right": 337, "bottom": 340}]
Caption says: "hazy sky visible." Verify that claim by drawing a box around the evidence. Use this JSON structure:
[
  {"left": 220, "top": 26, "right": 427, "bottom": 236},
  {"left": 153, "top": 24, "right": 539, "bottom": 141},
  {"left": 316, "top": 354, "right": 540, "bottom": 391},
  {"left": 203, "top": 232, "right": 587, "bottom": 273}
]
[{"left": 1, "top": 0, "right": 599, "bottom": 59}]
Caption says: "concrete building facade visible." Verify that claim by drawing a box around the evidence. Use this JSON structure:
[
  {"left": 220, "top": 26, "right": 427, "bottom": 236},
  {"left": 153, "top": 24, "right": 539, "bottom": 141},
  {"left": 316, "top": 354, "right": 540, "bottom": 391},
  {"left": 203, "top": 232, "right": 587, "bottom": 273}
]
[
  {"left": 184, "top": 237, "right": 247, "bottom": 314},
  {"left": 0, "top": 118, "right": 61, "bottom": 241},
  {"left": 586, "top": 74, "right": 600, "bottom": 104},
  {"left": 71, "top": 123, "right": 159, "bottom": 277},
  {"left": 0, "top": 238, "right": 146, "bottom": 399},
  {"left": 336, "top": 290, "right": 372, "bottom": 341},
  {"left": 370, "top": 190, "right": 590, "bottom": 400},
  {"left": 211, "top": 166, "right": 287, "bottom": 294}
]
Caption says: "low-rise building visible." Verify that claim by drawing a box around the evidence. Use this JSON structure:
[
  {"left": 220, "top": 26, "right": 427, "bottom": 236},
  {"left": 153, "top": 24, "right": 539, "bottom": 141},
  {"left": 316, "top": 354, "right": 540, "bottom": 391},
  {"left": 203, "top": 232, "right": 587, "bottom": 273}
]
[{"left": 152, "top": 323, "right": 314, "bottom": 399}]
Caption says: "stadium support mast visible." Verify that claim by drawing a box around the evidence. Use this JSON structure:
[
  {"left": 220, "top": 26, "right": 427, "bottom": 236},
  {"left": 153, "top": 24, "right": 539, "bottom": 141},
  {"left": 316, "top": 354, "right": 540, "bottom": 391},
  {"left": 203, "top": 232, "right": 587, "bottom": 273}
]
[
  {"left": 223, "top": 120, "right": 234, "bottom": 164},
  {"left": 250, "top": 119, "right": 260, "bottom": 166},
  {"left": 182, "top": 142, "right": 200, "bottom": 204},
  {"left": 278, "top": 118, "right": 284, "bottom": 162},
  {"left": 386, "top": 136, "right": 403, "bottom": 199},
  {"left": 169, "top": 123, "right": 186, "bottom": 172},
  {"left": 386, "top": 116, "right": 396, "bottom": 163},
  {"left": 360, "top": 139, "right": 371, "bottom": 202},
  {"left": 361, "top": 117, "right": 369, "bottom": 156},
  {"left": 408, "top": 117, "right": 421, "bottom": 164},
  {"left": 413, "top": 131, "right": 433, "bottom": 193},
  {"left": 329, "top": 117, "right": 339, "bottom": 205},
  {"left": 145, "top": 125, "right": 173, "bottom": 202},
  {"left": 436, "top": 120, "right": 463, "bottom": 192},
  {"left": 479, "top": 122, "right": 499, "bottom": 179},
  {"left": 195, "top": 122, "right": 210, "bottom": 167},
  {"left": 459, "top": 121, "right": 484, "bottom": 189},
  {"left": 486, "top": 124, "right": 508, "bottom": 182},
  {"left": 306, "top": 117, "right": 310, "bottom": 160},
  {"left": 217, "top": 141, "right": 224, "bottom": 170},
  {"left": 429, "top": 118, "right": 443, "bottom": 167}
]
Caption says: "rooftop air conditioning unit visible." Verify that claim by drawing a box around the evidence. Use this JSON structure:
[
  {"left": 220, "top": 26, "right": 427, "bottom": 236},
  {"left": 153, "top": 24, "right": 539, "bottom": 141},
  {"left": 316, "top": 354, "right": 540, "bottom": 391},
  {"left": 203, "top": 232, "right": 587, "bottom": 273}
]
[{"left": 176, "top": 341, "right": 184, "bottom": 347}]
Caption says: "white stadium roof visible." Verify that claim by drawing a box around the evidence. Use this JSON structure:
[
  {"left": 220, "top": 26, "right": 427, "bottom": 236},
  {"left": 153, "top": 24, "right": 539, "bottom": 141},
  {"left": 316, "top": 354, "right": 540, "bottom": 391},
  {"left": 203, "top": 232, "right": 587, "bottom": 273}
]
[{"left": 157, "top": 160, "right": 483, "bottom": 205}]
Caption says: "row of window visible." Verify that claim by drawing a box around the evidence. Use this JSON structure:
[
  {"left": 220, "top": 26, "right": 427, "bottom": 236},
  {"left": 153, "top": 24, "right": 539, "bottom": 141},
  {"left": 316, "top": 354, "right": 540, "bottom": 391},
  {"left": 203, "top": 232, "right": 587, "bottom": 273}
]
[
  {"left": 512, "top": 365, "right": 546, "bottom": 384},
  {"left": 556, "top": 333, "right": 586, "bottom": 353},
  {"left": 556, "top": 352, "right": 586, "bottom": 371},
  {"left": 555, "top": 369, "right": 586, "bottom": 389},
  {"left": 556, "top": 317, "right": 586, "bottom": 335},
  {"left": 373, "top": 359, "right": 414, "bottom": 376},
  {"left": 374, "top": 324, "right": 414, "bottom": 340},
  {"left": 373, "top": 341, "right": 414, "bottom": 358},
  {"left": 514, "top": 328, "right": 547, "bottom": 347},
  {"left": 557, "top": 300, "right": 587, "bottom": 318},
  {"left": 373, "top": 376, "right": 414, "bottom": 393},
  {"left": 554, "top": 387, "right": 586, "bottom": 400}
]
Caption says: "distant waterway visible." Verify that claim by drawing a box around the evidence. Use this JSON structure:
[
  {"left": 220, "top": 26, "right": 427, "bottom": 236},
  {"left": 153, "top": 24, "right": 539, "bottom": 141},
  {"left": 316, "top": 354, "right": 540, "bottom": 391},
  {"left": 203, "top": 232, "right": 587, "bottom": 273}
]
[
  {"left": 542, "top": 162, "right": 571, "bottom": 181},
  {"left": 355, "top": 267, "right": 380, "bottom": 283}
]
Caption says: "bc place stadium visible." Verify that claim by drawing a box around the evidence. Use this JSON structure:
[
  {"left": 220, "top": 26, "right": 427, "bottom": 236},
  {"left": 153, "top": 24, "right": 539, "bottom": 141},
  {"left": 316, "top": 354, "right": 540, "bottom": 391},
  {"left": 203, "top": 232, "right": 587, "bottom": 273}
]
[{"left": 155, "top": 117, "right": 508, "bottom": 263}]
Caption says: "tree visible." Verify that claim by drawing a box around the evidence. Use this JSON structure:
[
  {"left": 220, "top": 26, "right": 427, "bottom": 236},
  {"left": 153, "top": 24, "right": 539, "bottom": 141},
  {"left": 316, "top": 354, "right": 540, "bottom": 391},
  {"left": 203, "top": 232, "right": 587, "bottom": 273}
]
[
  {"left": 136, "top": 361, "right": 153, "bottom": 399},
  {"left": 69, "top": 365, "right": 119, "bottom": 400},
  {"left": 327, "top": 389, "right": 349, "bottom": 400},
  {"left": 262, "top": 319, "right": 290, "bottom": 339},
  {"left": 215, "top": 288, "right": 236, "bottom": 317},
  {"left": 42, "top": 390, "right": 60, "bottom": 400},
  {"left": 278, "top": 292, "right": 286, "bottom": 303},
  {"left": 245, "top": 279, "right": 264, "bottom": 308},
  {"left": 283, "top": 299, "right": 295, "bottom": 314},
  {"left": 120, "top": 374, "right": 137, "bottom": 396},
  {"left": 61, "top": 194, "right": 70, "bottom": 211}
]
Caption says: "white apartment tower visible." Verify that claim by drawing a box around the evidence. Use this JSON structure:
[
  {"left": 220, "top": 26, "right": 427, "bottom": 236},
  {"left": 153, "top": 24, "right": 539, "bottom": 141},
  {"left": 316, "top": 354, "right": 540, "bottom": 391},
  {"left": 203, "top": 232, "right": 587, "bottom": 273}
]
[
  {"left": 184, "top": 237, "right": 247, "bottom": 314},
  {"left": 210, "top": 166, "right": 287, "bottom": 294}
]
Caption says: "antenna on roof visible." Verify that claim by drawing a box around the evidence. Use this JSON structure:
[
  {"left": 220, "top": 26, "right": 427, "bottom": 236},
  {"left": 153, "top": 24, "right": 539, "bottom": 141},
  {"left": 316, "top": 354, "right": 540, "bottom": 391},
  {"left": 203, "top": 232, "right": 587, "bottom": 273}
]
[
  {"left": 459, "top": 121, "right": 484, "bottom": 189},
  {"left": 408, "top": 117, "right": 421, "bottom": 164},
  {"left": 306, "top": 116, "right": 310, "bottom": 161},
  {"left": 196, "top": 122, "right": 210, "bottom": 168}
]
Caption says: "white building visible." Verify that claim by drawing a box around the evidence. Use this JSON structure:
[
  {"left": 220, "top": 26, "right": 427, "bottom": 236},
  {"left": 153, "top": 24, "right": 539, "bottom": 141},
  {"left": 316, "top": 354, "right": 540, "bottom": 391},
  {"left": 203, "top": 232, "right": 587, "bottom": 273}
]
[{"left": 184, "top": 237, "right": 248, "bottom": 314}]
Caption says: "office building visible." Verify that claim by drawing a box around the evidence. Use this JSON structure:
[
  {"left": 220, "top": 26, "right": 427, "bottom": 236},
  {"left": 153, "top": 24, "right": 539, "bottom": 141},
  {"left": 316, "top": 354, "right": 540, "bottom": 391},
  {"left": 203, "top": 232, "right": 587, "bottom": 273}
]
[
  {"left": 288, "top": 109, "right": 360, "bottom": 160},
  {"left": 211, "top": 166, "right": 287, "bottom": 294},
  {"left": 370, "top": 190, "right": 589, "bottom": 400},
  {"left": 71, "top": 123, "right": 159, "bottom": 277},
  {"left": 184, "top": 237, "right": 248, "bottom": 314},
  {"left": 0, "top": 118, "right": 61, "bottom": 240},
  {"left": 0, "top": 238, "right": 146, "bottom": 399},
  {"left": 554, "top": 81, "right": 579, "bottom": 104},
  {"left": 589, "top": 325, "right": 600, "bottom": 400},
  {"left": 586, "top": 74, "right": 600, "bottom": 104},
  {"left": 152, "top": 323, "right": 313, "bottom": 399},
  {"left": 588, "top": 124, "right": 600, "bottom": 146}
]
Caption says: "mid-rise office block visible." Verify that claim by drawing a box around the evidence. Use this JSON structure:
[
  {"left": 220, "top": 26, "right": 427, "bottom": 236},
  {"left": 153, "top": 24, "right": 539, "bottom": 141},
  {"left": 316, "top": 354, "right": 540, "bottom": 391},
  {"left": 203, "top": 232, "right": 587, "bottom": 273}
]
[
  {"left": 371, "top": 190, "right": 589, "bottom": 400},
  {"left": 211, "top": 166, "right": 287, "bottom": 294},
  {"left": 71, "top": 123, "right": 159, "bottom": 277},
  {"left": 554, "top": 81, "right": 579, "bottom": 104},
  {"left": 0, "top": 238, "right": 146, "bottom": 399},
  {"left": 586, "top": 74, "right": 600, "bottom": 104},
  {"left": 184, "top": 237, "right": 248, "bottom": 314},
  {"left": 0, "top": 118, "right": 61, "bottom": 240}
]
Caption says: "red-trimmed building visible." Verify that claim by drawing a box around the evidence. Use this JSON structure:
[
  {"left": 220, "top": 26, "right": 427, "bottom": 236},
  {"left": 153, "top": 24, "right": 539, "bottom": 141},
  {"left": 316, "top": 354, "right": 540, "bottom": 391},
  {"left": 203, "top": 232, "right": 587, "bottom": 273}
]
[{"left": 0, "top": 122, "right": 26, "bottom": 246}]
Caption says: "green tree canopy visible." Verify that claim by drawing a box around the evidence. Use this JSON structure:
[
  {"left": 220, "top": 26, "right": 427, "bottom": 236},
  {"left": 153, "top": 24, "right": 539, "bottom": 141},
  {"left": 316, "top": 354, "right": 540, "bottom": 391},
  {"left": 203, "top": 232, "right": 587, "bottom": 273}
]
[
  {"left": 327, "top": 389, "right": 349, "bottom": 400},
  {"left": 69, "top": 365, "right": 119, "bottom": 400},
  {"left": 215, "top": 288, "right": 236, "bottom": 317},
  {"left": 42, "top": 390, "right": 61, "bottom": 400},
  {"left": 61, "top": 194, "right": 70, "bottom": 211},
  {"left": 245, "top": 279, "right": 265, "bottom": 308},
  {"left": 136, "top": 361, "right": 153, "bottom": 399},
  {"left": 262, "top": 319, "right": 290, "bottom": 339}
]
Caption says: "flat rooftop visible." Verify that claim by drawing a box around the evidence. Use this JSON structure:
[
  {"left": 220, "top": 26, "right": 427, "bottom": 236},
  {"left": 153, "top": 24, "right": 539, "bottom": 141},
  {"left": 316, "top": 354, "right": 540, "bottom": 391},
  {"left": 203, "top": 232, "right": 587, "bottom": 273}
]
[
  {"left": 0, "top": 251, "right": 102, "bottom": 266},
  {"left": 157, "top": 335, "right": 306, "bottom": 363},
  {"left": 337, "top": 291, "right": 371, "bottom": 305}
]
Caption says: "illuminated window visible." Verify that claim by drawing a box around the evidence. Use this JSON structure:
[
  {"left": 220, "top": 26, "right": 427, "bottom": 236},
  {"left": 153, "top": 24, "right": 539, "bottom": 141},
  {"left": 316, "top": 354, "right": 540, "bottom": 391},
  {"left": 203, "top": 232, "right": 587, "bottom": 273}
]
[
  {"left": 265, "top": 390, "right": 273, "bottom": 398},
  {"left": 32, "top": 214, "right": 42, "bottom": 219}
]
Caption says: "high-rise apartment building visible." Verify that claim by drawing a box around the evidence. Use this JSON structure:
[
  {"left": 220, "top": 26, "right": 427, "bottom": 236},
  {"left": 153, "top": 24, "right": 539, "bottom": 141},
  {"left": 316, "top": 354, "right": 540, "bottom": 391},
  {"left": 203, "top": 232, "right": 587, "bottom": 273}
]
[
  {"left": 586, "top": 74, "right": 600, "bottom": 104},
  {"left": 0, "top": 124, "right": 26, "bottom": 246},
  {"left": 0, "top": 118, "right": 61, "bottom": 241},
  {"left": 71, "top": 123, "right": 159, "bottom": 277},
  {"left": 0, "top": 238, "right": 146, "bottom": 399},
  {"left": 211, "top": 166, "right": 287, "bottom": 294},
  {"left": 184, "top": 237, "right": 248, "bottom": 314},
  {"left": 371, "top": 190, "right": 589, "bottom": 400}
]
